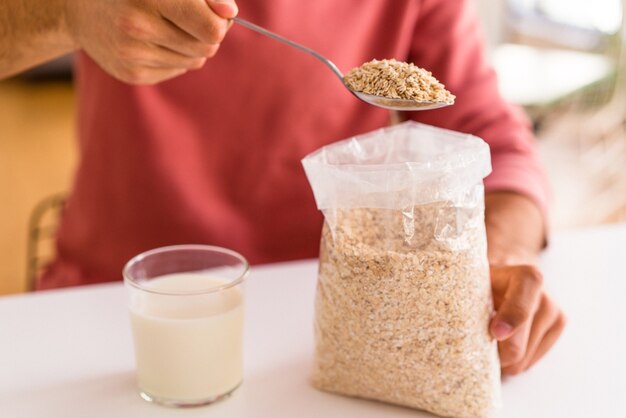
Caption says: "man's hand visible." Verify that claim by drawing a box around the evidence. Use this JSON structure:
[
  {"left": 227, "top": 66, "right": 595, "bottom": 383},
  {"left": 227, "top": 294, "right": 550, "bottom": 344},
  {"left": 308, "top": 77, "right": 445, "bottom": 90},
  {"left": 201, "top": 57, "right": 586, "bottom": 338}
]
[
  {"left": 489, "top": 265, "right": 566, "bottom": 375},
  {"left": 65, "top": 0, "right": 238, "bottom": 85},
  {"left": 485, "top": 192, "right": 566, "bottom": 375}
]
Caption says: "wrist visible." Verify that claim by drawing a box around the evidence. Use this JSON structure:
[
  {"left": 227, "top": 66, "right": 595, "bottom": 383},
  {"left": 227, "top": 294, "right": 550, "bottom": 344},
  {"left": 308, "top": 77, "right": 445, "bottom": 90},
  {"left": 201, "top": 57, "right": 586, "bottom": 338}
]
[
  {"left": 485, "top": 191, "right": 546, "bottom": 266},
  {"left": 0, "top": 0, "right": 77, "bottom": 79}
]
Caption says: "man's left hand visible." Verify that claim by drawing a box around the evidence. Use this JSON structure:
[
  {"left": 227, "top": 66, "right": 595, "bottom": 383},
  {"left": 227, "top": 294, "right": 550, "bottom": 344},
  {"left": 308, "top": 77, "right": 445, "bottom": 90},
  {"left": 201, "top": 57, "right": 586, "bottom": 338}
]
[{"left": 489, "top": 264, "right": 566, "bottom": 375}]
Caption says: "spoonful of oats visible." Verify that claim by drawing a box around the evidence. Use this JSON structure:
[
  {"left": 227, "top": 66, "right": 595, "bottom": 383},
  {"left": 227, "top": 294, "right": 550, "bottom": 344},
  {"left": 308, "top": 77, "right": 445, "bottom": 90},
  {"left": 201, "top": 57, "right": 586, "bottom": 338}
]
[
  {"left": 343, "top": 59, "right": 455, "bottom": 111},
  {"left": 233, "top": 18, "right": 454, "bottom": 111}
]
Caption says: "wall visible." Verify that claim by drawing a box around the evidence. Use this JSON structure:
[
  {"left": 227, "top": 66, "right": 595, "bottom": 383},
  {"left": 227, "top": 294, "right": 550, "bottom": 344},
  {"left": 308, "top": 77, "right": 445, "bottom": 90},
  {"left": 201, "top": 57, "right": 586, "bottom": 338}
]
[{"left": 0, "top": 80, "right": 76, "bottom": 294}]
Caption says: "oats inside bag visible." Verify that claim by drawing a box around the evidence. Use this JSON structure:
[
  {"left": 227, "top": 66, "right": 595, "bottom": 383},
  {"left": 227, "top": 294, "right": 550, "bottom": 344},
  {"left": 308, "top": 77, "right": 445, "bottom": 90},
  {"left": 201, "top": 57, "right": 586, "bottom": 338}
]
[{"left": 302, "top": 121, "right": 501, "bottom": 418}]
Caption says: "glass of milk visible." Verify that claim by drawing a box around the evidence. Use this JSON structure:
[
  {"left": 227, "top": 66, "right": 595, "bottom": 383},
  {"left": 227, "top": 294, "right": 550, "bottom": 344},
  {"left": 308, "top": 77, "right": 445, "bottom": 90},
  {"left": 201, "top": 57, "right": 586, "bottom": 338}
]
[{"left": 123, "top": 245, "right": 249, "bottom": 407}]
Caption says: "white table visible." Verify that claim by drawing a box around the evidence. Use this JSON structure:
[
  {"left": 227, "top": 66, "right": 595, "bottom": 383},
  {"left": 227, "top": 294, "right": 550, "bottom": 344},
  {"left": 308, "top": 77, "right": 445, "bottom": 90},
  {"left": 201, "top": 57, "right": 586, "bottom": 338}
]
[{"left": 1, "top": 224, "right": 625, "bottom": 418}]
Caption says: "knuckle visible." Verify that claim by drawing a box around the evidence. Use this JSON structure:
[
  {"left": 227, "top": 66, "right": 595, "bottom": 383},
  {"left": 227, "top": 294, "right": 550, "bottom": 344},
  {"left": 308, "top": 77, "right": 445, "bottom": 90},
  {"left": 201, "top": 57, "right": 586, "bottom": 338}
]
[
  {"left": 142, "top": 77, "right": 161, "bottom": 86},
  {"left": 555, "top": 311, "right": 567, "bottom": 330},
  {"left": 121, "top": 66, "right": 148, "bottom": 85},
  {"left": 500, "top": 343, "right": 525, "bottom": 365},
  {"left": 116, "top": 45, "right": 141, "bottom": 64},
  {"left": 198, "top": 43, "right": 219, "bottom": 57},
  {"left": 503, "top": 305, "right": 530, "bottom": 327},
  {"left": 115, "top": 13, "right": 148, "bottom": 40},
  {"left": 503, "top": 363, "right": 525, "bottom": 376},
  {"left": 541, "top": 294, "right": 557, "bottom": 315},
  {"left": 520, "top": 265, "right": 544, "bottom": 286},
  {"left": 189, "top": 58, "right": 206, "bottom": 70},
  {"left": 204, "top": 20, "right": 227, "bottom": 43},
  {"left": 543, "top": 295, "right": 566, "bottom": 330},
  {"left": 204, "top": 44, "right": 220, "bottom": 58}
]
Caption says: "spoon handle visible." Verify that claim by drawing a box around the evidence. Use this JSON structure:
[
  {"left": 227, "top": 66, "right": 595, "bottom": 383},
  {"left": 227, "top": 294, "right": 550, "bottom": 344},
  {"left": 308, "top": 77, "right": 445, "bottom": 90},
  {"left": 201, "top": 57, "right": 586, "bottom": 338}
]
[{"left": 232, "top": 17, "right": 344, "bottom": 81}]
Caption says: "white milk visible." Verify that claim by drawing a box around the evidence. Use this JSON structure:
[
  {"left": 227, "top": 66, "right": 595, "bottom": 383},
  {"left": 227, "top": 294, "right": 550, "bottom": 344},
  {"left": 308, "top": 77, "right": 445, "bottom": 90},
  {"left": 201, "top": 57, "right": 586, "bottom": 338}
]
[{"left": 129, "top": 273, "right": 244, "bottom": 403}]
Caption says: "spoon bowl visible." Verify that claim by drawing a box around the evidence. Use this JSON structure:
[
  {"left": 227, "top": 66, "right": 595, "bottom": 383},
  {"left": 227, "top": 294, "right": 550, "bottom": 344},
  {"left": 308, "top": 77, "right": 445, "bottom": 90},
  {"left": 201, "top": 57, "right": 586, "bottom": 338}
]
[{"left": 350, "top": 91, "right": 452, "bottom": 111}]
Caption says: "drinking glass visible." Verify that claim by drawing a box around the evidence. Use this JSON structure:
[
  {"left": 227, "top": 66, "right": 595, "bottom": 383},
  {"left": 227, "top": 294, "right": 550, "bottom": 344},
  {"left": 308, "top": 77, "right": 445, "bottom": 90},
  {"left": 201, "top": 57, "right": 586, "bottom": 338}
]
[{"left": 123, "top": 245, "right": 249, "bottom": 407}]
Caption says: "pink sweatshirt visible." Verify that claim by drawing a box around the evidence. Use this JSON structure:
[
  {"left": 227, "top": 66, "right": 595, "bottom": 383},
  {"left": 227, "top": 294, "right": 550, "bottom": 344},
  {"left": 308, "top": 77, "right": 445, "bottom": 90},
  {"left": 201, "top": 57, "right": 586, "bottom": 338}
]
[{"left": 39, "top": 0, "right": 549, "bottom": 289}]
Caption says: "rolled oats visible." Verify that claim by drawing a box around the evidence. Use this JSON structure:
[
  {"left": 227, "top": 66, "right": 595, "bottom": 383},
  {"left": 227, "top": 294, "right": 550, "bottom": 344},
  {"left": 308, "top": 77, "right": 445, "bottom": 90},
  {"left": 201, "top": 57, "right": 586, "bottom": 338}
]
[{"left": 344, "top": 59, "right": 455, "bottom": 104}]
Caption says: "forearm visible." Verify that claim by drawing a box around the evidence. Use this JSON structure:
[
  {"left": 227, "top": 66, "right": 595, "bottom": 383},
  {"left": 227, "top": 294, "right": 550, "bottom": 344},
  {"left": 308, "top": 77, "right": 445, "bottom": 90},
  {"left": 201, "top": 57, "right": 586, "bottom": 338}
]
[
  {"left": 485, "top": 191, "right": 546, "bottom": 266},
  {"left": 0, "top": 0, "right": 76, "bottom": 79}
]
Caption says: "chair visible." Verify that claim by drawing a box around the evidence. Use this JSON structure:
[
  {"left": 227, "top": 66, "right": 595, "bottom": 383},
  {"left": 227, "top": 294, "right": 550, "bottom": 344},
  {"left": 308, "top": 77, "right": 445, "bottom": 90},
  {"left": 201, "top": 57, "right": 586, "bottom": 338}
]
[{"left": 25, "top": 193, "right": 66, "bottom": 291}]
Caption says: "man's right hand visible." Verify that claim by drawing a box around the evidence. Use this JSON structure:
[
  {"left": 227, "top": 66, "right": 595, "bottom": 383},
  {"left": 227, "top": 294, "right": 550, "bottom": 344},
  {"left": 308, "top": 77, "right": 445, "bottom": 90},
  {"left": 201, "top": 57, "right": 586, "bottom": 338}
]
[{"left": 65, "top": 0, "right": 238, "bottom": 85}]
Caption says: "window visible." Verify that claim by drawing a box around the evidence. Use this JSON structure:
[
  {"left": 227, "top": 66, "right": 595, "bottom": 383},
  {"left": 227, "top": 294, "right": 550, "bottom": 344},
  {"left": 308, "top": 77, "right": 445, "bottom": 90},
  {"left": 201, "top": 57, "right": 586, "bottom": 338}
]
[{"left": 507, "top": 0, "right": 623, "bottom": 49}]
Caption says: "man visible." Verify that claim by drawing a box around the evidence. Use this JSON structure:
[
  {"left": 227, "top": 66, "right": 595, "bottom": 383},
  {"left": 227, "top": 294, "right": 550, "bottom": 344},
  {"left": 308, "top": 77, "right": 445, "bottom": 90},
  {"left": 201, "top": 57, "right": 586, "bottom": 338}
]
[{"left": 0, "top": 0, "right": 565, "bottom": 375}]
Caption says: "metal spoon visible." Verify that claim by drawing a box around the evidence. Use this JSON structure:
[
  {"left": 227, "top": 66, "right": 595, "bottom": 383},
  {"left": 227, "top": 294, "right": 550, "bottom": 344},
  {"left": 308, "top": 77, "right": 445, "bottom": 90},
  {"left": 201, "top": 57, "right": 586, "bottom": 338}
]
[{"left": 232, "top": 17, "right": 452, "bottom": 111}]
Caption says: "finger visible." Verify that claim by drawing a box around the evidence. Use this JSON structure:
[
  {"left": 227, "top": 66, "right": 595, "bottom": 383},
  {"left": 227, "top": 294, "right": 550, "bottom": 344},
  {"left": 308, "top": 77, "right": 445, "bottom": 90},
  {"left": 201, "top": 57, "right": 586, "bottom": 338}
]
[
  {"left": 206, "top": 0, "right": 239, "bottom": 19},
  {"left": 114, "top": 11, "right": 219, "bottom": 59},
  {"left": 519, "top": 295, "right": 560, "bottom": 369},
  {"left": 154, "top": 28, "right": 221, "bottom": 59},
  {"left": 526, "top": 311, "right": 566, "bottom": 369},
  {"left": 498, "top": 321, "right": 532, "bottom": 368},
  {"left": 147, "top": 48, "right": 208, "bottom": 70},
  {"left": 490, "top": 265, "right": 543, "bottom": 340},
  {"left": 130, "top": 15, "right": 222, "bottom": 59},
  {"left": 501, "top": 294, "right": 556, "bottom": 374},
  {"left": 116, "top": 66, "right": 189, "bottom": 85},
  {"left": 119, "top": 42, "right": 207, "bottom": 70},
  {"left": 159, "top": 0, "right": 230, "bottom": 44}
]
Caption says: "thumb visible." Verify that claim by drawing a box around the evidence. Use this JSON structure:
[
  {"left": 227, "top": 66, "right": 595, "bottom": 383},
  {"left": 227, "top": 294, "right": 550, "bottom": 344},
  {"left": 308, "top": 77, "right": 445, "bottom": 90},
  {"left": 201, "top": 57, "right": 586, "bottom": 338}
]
[
  {"left": 490, "top": 266, "right": 543, "bottom": 340},
  {"left": 206, "top": 0, "right": 239, "bottom": 20}
]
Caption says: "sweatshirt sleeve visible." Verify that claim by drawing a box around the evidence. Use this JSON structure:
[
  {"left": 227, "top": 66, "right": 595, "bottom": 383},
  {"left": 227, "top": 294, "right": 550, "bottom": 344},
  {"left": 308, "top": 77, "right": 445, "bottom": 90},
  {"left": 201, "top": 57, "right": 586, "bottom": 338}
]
[{"left": 407, "top": 0, "right": 551, "bottom": 215}]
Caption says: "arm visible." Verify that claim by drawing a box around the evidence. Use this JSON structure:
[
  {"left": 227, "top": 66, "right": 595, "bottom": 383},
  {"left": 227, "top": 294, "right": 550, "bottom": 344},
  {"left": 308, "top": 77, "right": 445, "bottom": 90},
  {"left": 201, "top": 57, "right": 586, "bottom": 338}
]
[
  {"left": 0, "top": 0, "right": 74, "bottom": 79},
  {"left": 0, "top": 0, "right": 238, "bottom": 84}
]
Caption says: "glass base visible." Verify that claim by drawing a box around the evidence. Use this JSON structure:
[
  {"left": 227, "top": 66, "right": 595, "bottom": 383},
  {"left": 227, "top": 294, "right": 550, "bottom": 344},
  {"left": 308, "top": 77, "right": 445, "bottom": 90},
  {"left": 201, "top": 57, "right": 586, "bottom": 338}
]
[{"left": 138, "top": 382, "right": 241, "bottom": 408}]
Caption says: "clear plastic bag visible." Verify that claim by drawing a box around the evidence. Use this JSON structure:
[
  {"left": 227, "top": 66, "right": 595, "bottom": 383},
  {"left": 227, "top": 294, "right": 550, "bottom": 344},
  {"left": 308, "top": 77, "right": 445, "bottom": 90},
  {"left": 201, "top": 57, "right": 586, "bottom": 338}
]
[{"left": 302, "top": 121, "right": 501, "bottom": 418}]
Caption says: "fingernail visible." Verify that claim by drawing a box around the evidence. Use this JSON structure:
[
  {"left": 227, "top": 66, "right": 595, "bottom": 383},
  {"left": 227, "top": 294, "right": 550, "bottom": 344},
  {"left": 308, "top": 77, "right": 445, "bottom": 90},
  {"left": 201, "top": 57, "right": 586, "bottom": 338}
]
[
  {"left": 492, "top": 321, "right": 513, "bottom": 340},
  {"left": 211, "top": 0, "right": 238, "bottom": 17}
]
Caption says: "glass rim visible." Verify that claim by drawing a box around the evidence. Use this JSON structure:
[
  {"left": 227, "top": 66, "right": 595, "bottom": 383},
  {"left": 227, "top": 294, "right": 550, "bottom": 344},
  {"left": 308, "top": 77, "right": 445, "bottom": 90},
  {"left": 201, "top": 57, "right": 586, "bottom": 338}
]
[{"left": 123, "top": 244, "right": 250, "bottom": 296}]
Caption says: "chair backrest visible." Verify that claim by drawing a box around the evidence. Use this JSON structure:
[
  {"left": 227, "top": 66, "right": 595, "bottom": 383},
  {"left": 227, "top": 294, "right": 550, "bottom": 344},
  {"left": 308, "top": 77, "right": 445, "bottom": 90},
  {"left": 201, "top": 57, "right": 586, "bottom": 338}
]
[{"left": 26, "top": 193, "right": 66, "bottom": 291}]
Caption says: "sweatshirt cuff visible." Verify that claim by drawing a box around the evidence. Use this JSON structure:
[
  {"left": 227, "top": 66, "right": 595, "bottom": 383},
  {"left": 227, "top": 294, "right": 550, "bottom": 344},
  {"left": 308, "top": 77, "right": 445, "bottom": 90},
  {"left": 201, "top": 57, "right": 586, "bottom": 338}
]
[{"left": 484, "top": 152, "right": 551, "bottom": 247}]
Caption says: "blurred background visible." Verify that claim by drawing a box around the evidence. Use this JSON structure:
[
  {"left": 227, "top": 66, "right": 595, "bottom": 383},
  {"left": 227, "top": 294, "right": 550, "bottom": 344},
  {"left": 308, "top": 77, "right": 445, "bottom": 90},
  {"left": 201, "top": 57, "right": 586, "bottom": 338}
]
[{"left": 1, "top": 0, "right": 625, "bottom": 295}]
